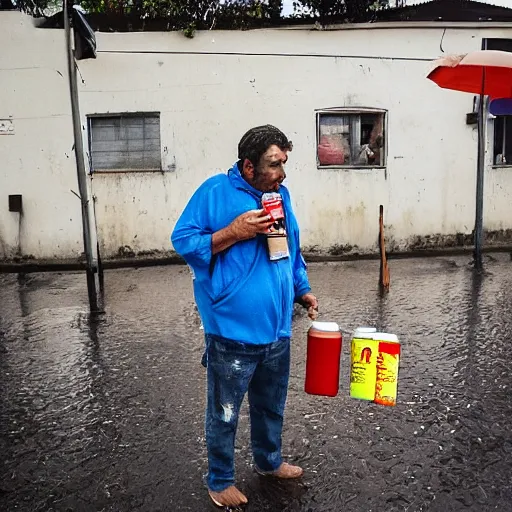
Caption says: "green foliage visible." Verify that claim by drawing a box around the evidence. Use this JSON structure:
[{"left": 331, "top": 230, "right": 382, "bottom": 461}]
[
  {"left": 12, "top": 0, "right": 60, "bottom": 17},
  {"left": 293, "top": 0, "right": 388, "bottom": 22},
  {"left": 69, "top": 0, "right": 283, "bottom": 31},
  {"left": 13, "top": 0, "right": 388, "bottom": 26},
  {"left": 74, "top": 0, "right": 276, "bottom": 23}
]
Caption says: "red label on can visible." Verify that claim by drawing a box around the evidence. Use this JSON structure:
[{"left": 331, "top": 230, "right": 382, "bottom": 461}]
[
  {"left": 379, "top": 342, "right": 401, "bottom": 356},
  {"left": 262, "top": 197, "right": 284, "bottom": 221}
]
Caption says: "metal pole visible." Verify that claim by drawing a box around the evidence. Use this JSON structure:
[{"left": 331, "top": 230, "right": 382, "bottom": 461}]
[
  {"left": 474, "top": 79, "right": 486, "bottom": 270},
  {"left": 63, "top": 0, "right": 99, "bottom": 311}
]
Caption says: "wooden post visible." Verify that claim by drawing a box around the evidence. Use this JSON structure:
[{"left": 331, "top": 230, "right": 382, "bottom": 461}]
[{"left": 379, "top": 205, "right": 390, "bottom": 291}]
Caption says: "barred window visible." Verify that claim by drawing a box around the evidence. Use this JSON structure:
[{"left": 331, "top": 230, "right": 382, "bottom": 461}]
[{"left": 88, "top": 113, "right": 161, "bottom": 171}]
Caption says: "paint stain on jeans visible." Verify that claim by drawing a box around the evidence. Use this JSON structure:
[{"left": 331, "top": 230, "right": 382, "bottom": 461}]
[{"left": 221, "top": 403, "right": 234, "bottom": 423}]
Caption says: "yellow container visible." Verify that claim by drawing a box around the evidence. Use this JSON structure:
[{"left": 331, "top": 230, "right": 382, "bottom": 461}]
[
  {"left": 374, "top": 333, "right": 400, "bottom": 407},
  {"left": 349, "top": 327, "right": 378, "bottom": 401}
]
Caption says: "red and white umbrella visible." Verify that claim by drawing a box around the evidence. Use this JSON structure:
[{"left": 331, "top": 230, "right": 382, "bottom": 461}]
[
  {"left": 427, "top": 50, "right": 512, "bottom": 269},
  {"left": 428, "top": 50, "right": 512, "bottom": 98}
]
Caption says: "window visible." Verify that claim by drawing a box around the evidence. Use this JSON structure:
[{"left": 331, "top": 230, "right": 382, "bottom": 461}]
[
  {"left": 317, "top": 110, "right": 386, "bottom": 168},
  {"left": 485, "top": 38, "right": 512, "bottom": 53},
  {"left": 88, "top": 113, "right": 161, "bottom": 171},
  {"left": 493, "top": 115, "right": 512, "bottom": 166},
  {"left": 484, "top": 40, "right": 512, "bottom": 167}
]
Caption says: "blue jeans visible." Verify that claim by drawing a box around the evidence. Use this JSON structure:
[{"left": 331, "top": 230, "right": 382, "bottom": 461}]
[{"left": 203, "top": 334, "right": 291, "bottom": 492}]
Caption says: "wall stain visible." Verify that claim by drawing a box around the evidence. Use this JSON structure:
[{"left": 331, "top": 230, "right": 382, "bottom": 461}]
[
  {"left": 328, "top": 244, "right": 357, "bottom": 256},
  {"left": 2, "top": 232, "right": 512, "bottom": 266},
  {"left": 404, "top": 229, "right": 512, "bottom": 251},
  {"left": 117, "top": 245, "right": 136, "bottom": 258}
]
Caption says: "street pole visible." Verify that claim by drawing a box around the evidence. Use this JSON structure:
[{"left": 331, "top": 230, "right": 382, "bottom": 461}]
[{"left": 63, "top": 0, "right": 100, "bottom": 311}]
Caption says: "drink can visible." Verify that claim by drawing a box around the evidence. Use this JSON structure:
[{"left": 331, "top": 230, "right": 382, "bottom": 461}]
[
  {"left": 349, "top": 327, "right": 378, "bottom": 401},
  {"left": 374, "top": 333, "right": 400, "bottom": 406}
]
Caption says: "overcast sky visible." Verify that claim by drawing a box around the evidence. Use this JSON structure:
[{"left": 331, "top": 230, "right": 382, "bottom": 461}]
[{"left": 282, "top": 0, "right": 512, "bottom": 15}]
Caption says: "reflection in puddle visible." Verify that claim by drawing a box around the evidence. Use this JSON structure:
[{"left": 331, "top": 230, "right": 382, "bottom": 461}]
[{"left": 1, "top": 256, "right": 511, "bottom": 511}]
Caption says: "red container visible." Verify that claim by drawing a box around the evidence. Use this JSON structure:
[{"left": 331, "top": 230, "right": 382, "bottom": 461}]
[{"left": 305, "top": 321, "right": 342, "bottom": 397}]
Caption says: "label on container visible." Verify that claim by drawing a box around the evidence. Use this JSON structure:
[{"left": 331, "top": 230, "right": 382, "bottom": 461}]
[
  {"left": 262, "top": 193, "right": 289, "bottom": 260},
  {"left": 375, "top": 341, "right": 400, "bottom": 406},
  {"left": 350, "top": 338, "right": 378, "bottom": 401}
]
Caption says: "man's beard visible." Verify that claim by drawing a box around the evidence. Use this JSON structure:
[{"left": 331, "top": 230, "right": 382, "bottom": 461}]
[{"left": 251, "top": 168, "right": 275, "bottom": 192}]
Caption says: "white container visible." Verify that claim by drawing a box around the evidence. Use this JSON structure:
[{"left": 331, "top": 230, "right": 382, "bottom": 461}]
[
  {"left": 353, "top": 327, "right": 377, "bottom": 338},
  {"left": 311, "top": 321, "right": 341, "bottom": 332}
]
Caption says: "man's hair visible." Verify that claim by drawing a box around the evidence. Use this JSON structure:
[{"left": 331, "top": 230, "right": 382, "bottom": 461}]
[{"left": 237, "top": 125, "right": 292, "bottom": 168}]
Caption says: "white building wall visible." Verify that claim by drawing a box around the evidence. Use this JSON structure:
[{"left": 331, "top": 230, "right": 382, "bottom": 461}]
[
  {"left": 2, "top": 12, "right": 512, "bottom": 260},
  {"left": 0, "top": 12, "right": 84, "bottom": 260}
]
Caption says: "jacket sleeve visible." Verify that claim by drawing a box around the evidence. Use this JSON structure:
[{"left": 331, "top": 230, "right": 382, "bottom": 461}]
[
  {"left": 294, "top": 252, "right": 311, "bottom": 300},
  {"left": 283, "top": 189, "right": 311, "bottom": 300},
  {"left": 171, "top": 181, "right": 216, "bottom": 276}
]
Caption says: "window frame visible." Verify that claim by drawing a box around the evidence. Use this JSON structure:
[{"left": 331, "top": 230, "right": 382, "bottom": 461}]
[
  {"left": 484, "top": 38, "right": 512, "bottom": 169},
  {"left": 492, "top": 114, "right": 512, "bottom": 169},
  {"left": 87, "top": 112, "right": 162, "bottom": 173},
  {"left": 315, "top": 107, "right": 388, "bottom": 170}
]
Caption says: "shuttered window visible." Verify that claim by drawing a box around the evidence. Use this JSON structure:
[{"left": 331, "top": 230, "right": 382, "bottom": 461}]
[{"left": 89, "top": 113, "right": 161, "bottom": 171}]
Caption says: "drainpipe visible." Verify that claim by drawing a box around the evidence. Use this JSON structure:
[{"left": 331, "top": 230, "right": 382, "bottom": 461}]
[{"left": 63, "top": 0, "right": 100, "bottom": 311}]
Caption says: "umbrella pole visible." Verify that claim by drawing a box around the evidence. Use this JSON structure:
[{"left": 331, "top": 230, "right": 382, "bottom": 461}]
[{"left": 474, "top": 81, "right": 486, "bottom": 270}]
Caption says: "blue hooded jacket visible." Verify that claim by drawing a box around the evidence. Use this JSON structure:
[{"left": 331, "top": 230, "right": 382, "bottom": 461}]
[{"left": 171, "top": 162, "right": 311, "bottom": 344}]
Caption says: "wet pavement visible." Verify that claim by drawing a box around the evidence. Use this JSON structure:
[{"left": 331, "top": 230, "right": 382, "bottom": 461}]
[{"left": 1, "top": 255, "right": 512, "bottom": 512}]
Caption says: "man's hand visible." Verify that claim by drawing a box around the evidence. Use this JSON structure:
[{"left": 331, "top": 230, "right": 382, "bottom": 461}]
[
  {"left": 212, "top": 209, "right": 273, "bottom": 255},
  {"left": 229, "top": 209, "right": 274, "bottom": 241},
  {"left": 300, "top": 292, "right": 319, "bottom": 320}
]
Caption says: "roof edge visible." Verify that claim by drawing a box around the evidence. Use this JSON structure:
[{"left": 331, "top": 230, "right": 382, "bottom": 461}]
[{"left": 277, "top": 21, "right": 512, "bottom": 31}]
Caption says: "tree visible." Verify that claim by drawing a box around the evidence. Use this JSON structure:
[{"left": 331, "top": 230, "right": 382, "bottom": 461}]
[
  {"left": 0, "top": 0, "right": 16, "bottom": 9},
  {"left": 10, "top": 0, "right": 52, "bottom": 16},
  {"left": 293, "top": 0, "right": 388, "bottom": 22},
  {"left": 13, "top": 0, "right": 388, "bottom": 26},
  {"left": 59, "top": 0, "right": 279, "bottom": 31}
]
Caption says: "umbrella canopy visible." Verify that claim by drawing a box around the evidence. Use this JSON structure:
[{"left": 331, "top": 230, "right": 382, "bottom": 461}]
[
  {"left": 427, "top": 49, "right": 512, "bottom": 270},
  {"left": 427, "top": 50, "right": 512, "bottom": 98}
]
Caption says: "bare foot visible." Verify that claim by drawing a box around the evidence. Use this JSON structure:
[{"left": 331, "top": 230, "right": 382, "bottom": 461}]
[
  {"left": 208, "top": 486, "right": 248, "bottom": 507},
  {"left": 256, "top": 462, "right": 304, "bottom": 479}
]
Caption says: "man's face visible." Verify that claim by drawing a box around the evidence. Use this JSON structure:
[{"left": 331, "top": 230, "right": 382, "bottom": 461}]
[{"left": 243, "top": 145, "right": 288, "bottom": 192}]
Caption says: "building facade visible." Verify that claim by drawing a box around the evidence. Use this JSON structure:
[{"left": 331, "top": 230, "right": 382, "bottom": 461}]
[{"left": 1, "top": 11, "right": 512, "bottom": 263}]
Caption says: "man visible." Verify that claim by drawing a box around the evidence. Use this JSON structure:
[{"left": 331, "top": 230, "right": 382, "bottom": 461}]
[{"left": 171, "top": 125, "right": 318, "bottom": 508}]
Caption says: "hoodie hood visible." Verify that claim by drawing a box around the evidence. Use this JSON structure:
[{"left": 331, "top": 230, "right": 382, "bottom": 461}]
[{"left": 227, "top": 161, "right": 263, "bottom": 200}]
